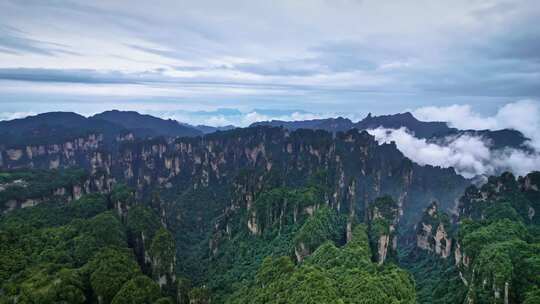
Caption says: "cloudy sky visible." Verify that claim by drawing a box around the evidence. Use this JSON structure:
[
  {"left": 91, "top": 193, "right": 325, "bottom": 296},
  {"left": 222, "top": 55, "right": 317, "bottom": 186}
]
[{"left": 0, "top": 0, "right": 539, "bottom": 126}]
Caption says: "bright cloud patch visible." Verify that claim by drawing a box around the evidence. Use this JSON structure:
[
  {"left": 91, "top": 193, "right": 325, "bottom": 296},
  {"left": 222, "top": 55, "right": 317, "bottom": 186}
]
[
  {"left": 368, "top": 127, "right": 540, "bottom": 178},
  {"left": 413, "top": 100, "right": 540, "bottom": 150}
]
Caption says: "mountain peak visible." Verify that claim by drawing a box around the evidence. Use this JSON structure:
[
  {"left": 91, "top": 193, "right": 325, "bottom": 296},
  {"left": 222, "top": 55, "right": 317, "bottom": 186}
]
[{"left": 399, "top": 111, "right": 415, "bottom": 118}]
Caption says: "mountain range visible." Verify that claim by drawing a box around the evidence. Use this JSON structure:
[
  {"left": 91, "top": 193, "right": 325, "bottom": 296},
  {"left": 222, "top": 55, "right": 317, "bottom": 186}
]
[
  {"left": 0, "top": 110, "right": 528, "bottom": 151},
  {"left": 0, "top": 110, "right": 238, "bottom": 148},
  {"left": 252, "top": 112, "right": 528, "bottom": 150},
  {"left": 0, "top": 109, "right": 538, "bottom": 304}
]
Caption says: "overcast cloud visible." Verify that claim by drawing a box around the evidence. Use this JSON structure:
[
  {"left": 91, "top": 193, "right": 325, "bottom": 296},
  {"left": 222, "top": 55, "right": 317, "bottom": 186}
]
[
  {"left": 0, "top": 0, "right": 539, "bottom": 117},
  {"left": 0, "top": 1, "right": 538, "bottom": 176}
]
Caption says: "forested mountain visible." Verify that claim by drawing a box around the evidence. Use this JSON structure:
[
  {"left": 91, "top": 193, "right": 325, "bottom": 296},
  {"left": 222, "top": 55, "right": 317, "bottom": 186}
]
[
  {"left": 1, "top": 110, "right": 527, "bottom": 151},
  {"left": 0, "top": 183, "right": 177, "bottom": 303},
  {"left": 194, "top": 124, "right": 236, "bottom": 134},
  {"left": 92, "top": 110, "right": 203, "bottom": 138},
  {"left": 0, "top": 111, "right": 538, "bottom": 303},
  {"left": 400, "top": 171, "right": 540, "bottom": 304},
  {"left": 0, "top": 112, "right": 127, "bottom": 148},
  {"left": 0, "top": 111, "right": 205, "bottom": 149}
]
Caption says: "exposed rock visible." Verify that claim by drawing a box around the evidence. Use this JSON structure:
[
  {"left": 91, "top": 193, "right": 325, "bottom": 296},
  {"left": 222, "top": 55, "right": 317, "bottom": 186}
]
[
  {"left": 368, "top": 196, "right": 399, "bottom": 264},
  {"left": 414, "top": 202, "right": 453, "bottom": 259},
  {"left": 377, "top": 234, "right": 391, "bottom": 265},
  {"left": 0, "top": 127, "right": 470, "bottom": 258},
  {"left": 294, "top": 242, "right": 309, "bottom": 262},
  {"left": 434, "top": 224, "right": 452, "bottom": 258}
]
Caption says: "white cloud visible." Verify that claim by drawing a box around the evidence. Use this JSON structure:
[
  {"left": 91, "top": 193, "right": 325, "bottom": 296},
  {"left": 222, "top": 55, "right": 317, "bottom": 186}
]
[
  {"left": 1, "top": 0, "right": 539, "bottom": 112},
  {"left": 413, "top": 104, "right": 496, "bottom": 129},
  {"left": 367, "top": 127, "right": 540, "bottom": 178},
  {"left": 413, "top": 100, "right": 540, "bottom": 150},
  {"left": 0, "top": 111, "right": 36, "bottom": 121},
  {"left": 140, "top": 107, "right": 362, "bottom": 127}
]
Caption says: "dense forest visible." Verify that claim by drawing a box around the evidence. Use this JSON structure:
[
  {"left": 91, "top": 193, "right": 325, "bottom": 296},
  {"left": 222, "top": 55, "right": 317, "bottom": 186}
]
[
  {"left": 0, "top": 170, "right": 418, "bottom": 303},
  {"left": 1, "top": 168, "right": 538, "bottom": 303},
  {"left": 0, "top": 114, "right": 538, "bottom": 303},
  {"left": 400, "top": 172, "right": 540, "bottom": 304},
  {"left": 0, "top": 187, "right": 176, "bottom": 303},
  {"left": 3, "top": 0, "right": 540, "bottom": 298}
]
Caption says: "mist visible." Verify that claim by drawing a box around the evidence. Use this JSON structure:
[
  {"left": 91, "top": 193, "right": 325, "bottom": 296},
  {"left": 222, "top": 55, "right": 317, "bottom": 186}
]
[{"left": 367, "top": 127, "right": 540, "bottom": 178}]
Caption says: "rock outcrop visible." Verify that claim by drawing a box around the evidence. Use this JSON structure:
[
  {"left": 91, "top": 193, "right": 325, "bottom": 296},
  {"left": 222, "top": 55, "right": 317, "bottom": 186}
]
[
  {"left": 415, "top": 202, "right": 453, "bottom": 258},
  {"left": 1, "top": 127, "right": 470, "bottom": 258},
  {"left": 368, "top": 196, "right": 399, "bottom": 264}
]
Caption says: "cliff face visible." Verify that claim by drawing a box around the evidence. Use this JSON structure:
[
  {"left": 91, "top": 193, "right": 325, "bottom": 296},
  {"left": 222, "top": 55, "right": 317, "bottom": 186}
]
[
  {"left": 0, "top": 133, "right": 107, "bottom": 171},
  {"left": 0, "top": 127, "right": 470, "bottom": 263},
  {"left": 415, "top": 202, "right": 453, "bottom": 259},
  {"left": 413, "top": 171, "right": 540, "bottom": 268},
  {"left": 414, "top": 171, "right": 539, "bottom": 257},
  {"left": 408, "top": 171, "right": 540, "bottom": 304},
  {"left": 458, "top": 171, "right": 539, "bottom": 224},
  {"left": 0, "top": 168, "right": 114, "bottom": 213},
  {"left": 367, "top": 196, "right": 399, "bottom": 264},
  {"left": 1, "top": 127, "right": 468, "bottom": 218}
]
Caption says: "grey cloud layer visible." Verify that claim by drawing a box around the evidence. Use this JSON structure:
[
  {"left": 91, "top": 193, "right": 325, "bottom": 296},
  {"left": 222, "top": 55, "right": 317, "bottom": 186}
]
[
  {"left": 0, "top": 0, "right": 539, "bottom": 112},
  {"left": 0, "top": 25, "right": 78, "bottom": 56}
]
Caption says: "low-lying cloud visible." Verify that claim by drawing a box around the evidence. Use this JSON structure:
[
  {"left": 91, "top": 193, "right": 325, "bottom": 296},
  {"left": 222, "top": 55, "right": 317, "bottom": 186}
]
[
  {"left": 412, "top": 100, "right": 540, "bottom": 150},
  {"left": 368, "top": 127, "right": 540, "bottom": 178}
]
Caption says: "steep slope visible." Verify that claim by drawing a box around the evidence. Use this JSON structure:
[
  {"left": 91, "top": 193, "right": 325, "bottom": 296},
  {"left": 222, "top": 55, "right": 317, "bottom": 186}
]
[
  {"left": 0, "top": 125, "right": 473, "bottom": 303},
  {"left": 454, "top": 171, "right": 540, "bottom": 304},
  {"left": 0, "top": 126, "right": 469, "bottom": 227},
  {"left": 402, "top": 171, "right": 540, "bottom": 304}
]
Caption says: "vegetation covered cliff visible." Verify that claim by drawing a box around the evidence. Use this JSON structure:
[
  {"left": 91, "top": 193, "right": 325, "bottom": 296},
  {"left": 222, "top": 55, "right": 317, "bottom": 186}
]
[
  {"left": 1, "top": 115, "right": 537, "bottom": 303},
  {"left": 0, "top": 186, "right": 177, "bottom": 303},
  {"left": 401, "top": 171, "right": 540, "bottom": 304}
]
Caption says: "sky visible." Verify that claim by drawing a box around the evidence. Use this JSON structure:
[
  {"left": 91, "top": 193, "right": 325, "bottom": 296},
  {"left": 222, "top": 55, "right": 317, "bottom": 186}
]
[{"left": 0, "top": 0, "right": 539, "bottom": 126}]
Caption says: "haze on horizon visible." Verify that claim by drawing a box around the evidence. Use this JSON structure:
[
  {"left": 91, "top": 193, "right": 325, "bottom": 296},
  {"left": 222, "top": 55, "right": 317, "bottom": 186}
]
[{"left": 0, "top": 0, "right": 539, "bottom": 127}]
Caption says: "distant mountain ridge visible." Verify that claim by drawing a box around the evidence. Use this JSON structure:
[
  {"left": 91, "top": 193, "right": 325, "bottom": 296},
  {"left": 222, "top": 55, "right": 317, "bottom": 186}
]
[
  {"left": 0, "top": 112, "right": 127, "bottom": 147},
  {"left": 251, "top": 116, "right": 355, "bottom": 132},
  {"left": 92, "top": 110, "right": 203, "bottom": 138},
  {"left": 0, "top": 110, "right": 239, "bottom": 148},
  {"left": 252, "top": 112, "right": 528, "bottom": 150},
  {"left": 250, "top": 112, "right": 451, "bottom": 136},
  {"left": 0, "top": 110, "right": 528, "bottom": 151},
  {"left": 193, "top": 124, "right": 236, "bottom": 134},
  {"left": 355, "top": 112, "right": 450, "bottom": 138}
]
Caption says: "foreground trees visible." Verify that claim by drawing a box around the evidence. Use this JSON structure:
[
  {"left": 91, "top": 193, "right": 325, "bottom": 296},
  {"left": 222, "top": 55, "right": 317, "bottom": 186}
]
[
  {"left": 228, "top": 225, "right": 416, "bottom": 304},
  {"left": 0, "top": 185, "right": 176, "bottom": 303}
]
